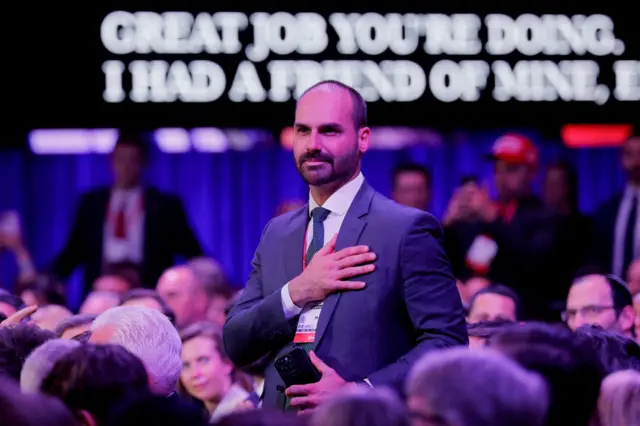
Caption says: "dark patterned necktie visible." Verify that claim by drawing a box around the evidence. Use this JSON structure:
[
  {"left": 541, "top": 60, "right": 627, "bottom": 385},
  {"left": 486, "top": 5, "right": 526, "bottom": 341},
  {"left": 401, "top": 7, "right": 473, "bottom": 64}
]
[{"left": 306, "top": 207, "right": 331, "bottom": 266}]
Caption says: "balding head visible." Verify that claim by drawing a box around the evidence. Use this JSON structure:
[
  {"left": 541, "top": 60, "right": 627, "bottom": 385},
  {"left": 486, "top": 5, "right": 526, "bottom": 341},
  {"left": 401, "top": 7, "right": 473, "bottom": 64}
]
[
  {"left": 93, "top": 274, "right": 131, "bottom": 295},
  {"left": 30, "top": 305, "right": 72, "bottom": 332},
  {"left": 186, "top": 257, "right": 231, "bottom": 297},
  {"left": 158, "top": 266, "right": 198, "bottom": 290},
  {"left": 80, "top": 291, "right": 121, "bottom": 316},
  {"left": 157, "top": 266, "right": 208, "bottom": 328},
  {"left": 298, "top": 80, "right": 367, "bottom": 130},
  {"left": 187, "top": 257, "right": 236, "bottom": 327},
  {"left": 294, "top": 80, "right": 370, "bottom": 191}
]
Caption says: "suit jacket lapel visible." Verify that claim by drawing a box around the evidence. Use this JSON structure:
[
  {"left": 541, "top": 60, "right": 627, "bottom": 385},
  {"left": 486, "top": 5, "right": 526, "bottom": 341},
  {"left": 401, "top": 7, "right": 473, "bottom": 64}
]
[
  {"left": 313, "top": 181, "right": 374, "bottom": 350},
  {"left": 282, "top": 207, "right": 309, "bottom": 284}
]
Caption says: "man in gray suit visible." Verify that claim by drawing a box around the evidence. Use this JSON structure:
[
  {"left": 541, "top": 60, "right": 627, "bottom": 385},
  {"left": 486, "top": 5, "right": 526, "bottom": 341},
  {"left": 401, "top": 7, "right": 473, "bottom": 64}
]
[{"left": 223, "top": 81, "right": 468, "bottom": 411}]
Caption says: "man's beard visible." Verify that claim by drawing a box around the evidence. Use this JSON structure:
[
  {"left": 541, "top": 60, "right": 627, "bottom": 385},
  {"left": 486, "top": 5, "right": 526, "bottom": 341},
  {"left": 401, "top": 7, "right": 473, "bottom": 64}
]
[{"left": 296, "top": 150, "right": 359, "bottom": 187}]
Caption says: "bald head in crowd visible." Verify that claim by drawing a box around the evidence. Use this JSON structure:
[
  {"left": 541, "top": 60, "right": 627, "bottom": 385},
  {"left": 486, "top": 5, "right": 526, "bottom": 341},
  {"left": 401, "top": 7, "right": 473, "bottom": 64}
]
[
  {"left": 93, "top": 274, "right": 131, "bottom": 295},
  {"left": 565, "top": 274, "right": 634, "bottom": 336},
  {"left": 187, "top": 257, "right": 236, "bottom": 326},
  {"left": 30, "top": 305, "right": 73, "bottom": 332},
  {"left": 156, "top": 266, "right": 209, "bottom": 328},
  {"left": 80, "top": 291, "right": 121, "bottom": 316}
]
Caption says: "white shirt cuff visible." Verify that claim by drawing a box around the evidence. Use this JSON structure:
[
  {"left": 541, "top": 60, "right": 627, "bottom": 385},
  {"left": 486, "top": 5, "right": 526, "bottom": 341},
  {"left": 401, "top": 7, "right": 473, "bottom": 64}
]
[
  {"left": 281, "top": 283, "right": 303, "bottom": 319},
  {"left": 363, "top": 378, "right": 372, "bottom": 387}
]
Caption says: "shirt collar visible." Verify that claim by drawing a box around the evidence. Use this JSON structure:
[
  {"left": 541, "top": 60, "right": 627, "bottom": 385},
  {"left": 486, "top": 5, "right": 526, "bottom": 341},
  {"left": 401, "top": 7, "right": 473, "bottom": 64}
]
[
  {"left": 309, "top": 173, "right": 365, "bottom": 217},
  {"left": 113, "top": 186, "right": 142, "bottom": 196},
  {"left": 111, "top": 187, "right": 143, "bottom": 204}
]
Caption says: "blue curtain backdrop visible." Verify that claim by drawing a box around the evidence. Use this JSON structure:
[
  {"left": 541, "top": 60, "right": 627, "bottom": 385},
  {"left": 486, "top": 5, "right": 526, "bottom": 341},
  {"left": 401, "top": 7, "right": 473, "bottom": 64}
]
[{"left": 0, "top": 130, "right": 626, "bottom": 309}]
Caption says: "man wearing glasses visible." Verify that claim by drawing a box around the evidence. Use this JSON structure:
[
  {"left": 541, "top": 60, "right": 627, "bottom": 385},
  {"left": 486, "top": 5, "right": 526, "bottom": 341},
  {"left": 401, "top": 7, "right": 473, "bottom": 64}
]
[{"left": 563, "top": 274, "right": 635, "bottom": 337}]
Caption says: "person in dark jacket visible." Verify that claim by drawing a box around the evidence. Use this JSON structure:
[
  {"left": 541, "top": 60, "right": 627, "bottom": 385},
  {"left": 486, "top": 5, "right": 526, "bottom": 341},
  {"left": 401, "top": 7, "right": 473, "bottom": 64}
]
[
  {"left": 444, "top": 134, "right": 560, "bottom": 320},
  {"left": 590, "top": 135, "right": 640, "bottom": 277},
  {"left": 50, "top": 133, "right": 202, "bottom": 294},
  {"left": 543, "top": 160, "right": 593, "bottom": 310}
]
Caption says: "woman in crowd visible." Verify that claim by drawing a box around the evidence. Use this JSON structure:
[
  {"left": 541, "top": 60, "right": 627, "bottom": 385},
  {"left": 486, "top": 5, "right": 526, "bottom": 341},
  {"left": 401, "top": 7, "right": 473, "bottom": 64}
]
[{"left": 179, "top": 322, "right": 256, "bottom": 423}]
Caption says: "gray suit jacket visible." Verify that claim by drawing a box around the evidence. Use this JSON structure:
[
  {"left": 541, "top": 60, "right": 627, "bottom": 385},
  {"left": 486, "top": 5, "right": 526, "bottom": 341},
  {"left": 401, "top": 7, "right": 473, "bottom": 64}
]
[{"left": 223, "top": 181, "right": 468, "bottom": 409}]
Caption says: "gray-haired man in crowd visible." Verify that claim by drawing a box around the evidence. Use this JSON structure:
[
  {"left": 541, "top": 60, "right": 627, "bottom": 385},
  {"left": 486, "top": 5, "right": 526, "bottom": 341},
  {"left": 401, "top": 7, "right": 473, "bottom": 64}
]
[{"left": 90, "top": 306, "right": 182, "bottom": 397}]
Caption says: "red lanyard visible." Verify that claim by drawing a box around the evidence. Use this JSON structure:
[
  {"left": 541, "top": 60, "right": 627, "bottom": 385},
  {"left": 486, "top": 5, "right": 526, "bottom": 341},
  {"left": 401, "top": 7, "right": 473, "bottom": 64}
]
[
  {"left": 108, "top": 192, "right": 144, "bottom": 230},
  {"left": 501, "top": 200, "right": 517, "bottom": 224},
  {"left": 302, "top": 226, "right": 308, "bottom": 269}
]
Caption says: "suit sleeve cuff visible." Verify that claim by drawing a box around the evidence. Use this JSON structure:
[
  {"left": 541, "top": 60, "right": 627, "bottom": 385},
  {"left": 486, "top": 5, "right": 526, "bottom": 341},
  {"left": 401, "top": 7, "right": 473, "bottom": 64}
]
[{"left": 281, "top": 283, "right": 303, "bottom": 319}]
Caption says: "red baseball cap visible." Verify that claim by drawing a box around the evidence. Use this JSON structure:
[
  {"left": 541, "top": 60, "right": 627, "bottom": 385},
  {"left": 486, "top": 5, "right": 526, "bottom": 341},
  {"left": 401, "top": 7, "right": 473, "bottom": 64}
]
[{"left": 486, "top": 133, "right": 538, "bottom": 166}]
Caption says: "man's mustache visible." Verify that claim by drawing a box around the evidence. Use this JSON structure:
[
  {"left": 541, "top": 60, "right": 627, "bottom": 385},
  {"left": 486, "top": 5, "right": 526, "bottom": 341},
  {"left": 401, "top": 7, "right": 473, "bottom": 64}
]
[{"left": 299, "top": 152, "right": 333, "bottom": 165}]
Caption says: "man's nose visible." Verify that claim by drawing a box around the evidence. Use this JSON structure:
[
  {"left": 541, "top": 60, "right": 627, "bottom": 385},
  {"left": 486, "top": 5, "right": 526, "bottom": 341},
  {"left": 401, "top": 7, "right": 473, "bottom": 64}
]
[
  {"left": 571, "top": 314, "right": 587, "bottom": 329},
  {"left": 307, "top": 132, "right": 322, "bottom": 151}
]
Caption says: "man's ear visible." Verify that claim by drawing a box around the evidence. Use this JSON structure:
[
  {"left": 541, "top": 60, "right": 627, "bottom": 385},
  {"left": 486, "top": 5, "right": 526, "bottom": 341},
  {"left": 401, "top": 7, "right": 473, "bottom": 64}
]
[
  {"left": 618, "top": 305, "right": 635, "bottom": 334},
  {"left": 77, "top": 409, "right": 98, "bottom": 426},
  {"left": 358, "top": 127, "right": 371, "bottom": 153}
]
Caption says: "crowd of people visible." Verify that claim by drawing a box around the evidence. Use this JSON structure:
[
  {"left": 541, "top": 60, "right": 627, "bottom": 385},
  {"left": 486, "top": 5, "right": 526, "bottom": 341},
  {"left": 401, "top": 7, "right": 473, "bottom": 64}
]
[{"left": 1, "top": 80, "right": 639, "bottom": 425}]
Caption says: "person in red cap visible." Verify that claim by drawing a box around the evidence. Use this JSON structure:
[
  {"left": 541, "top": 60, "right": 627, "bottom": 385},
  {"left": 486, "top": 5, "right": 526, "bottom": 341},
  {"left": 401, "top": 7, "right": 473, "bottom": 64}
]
[
  {"left": 443, "top": 133, "right": 561, "bottom": 321},
  {"left": 487, "top": 134, "right": 539, "bottom": 205}
]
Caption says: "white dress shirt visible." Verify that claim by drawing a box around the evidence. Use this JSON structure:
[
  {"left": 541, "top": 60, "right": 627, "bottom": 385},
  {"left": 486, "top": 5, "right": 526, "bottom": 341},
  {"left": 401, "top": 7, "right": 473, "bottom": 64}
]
[
  {"left": 280, "top": 172, "right": 365, "bottom": 318},
  {"left": 103, "top": 187, "right": 145, "bottom": 264},
  {"left": 613, "top": 186, "right": 640, "bottom": 277}
]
